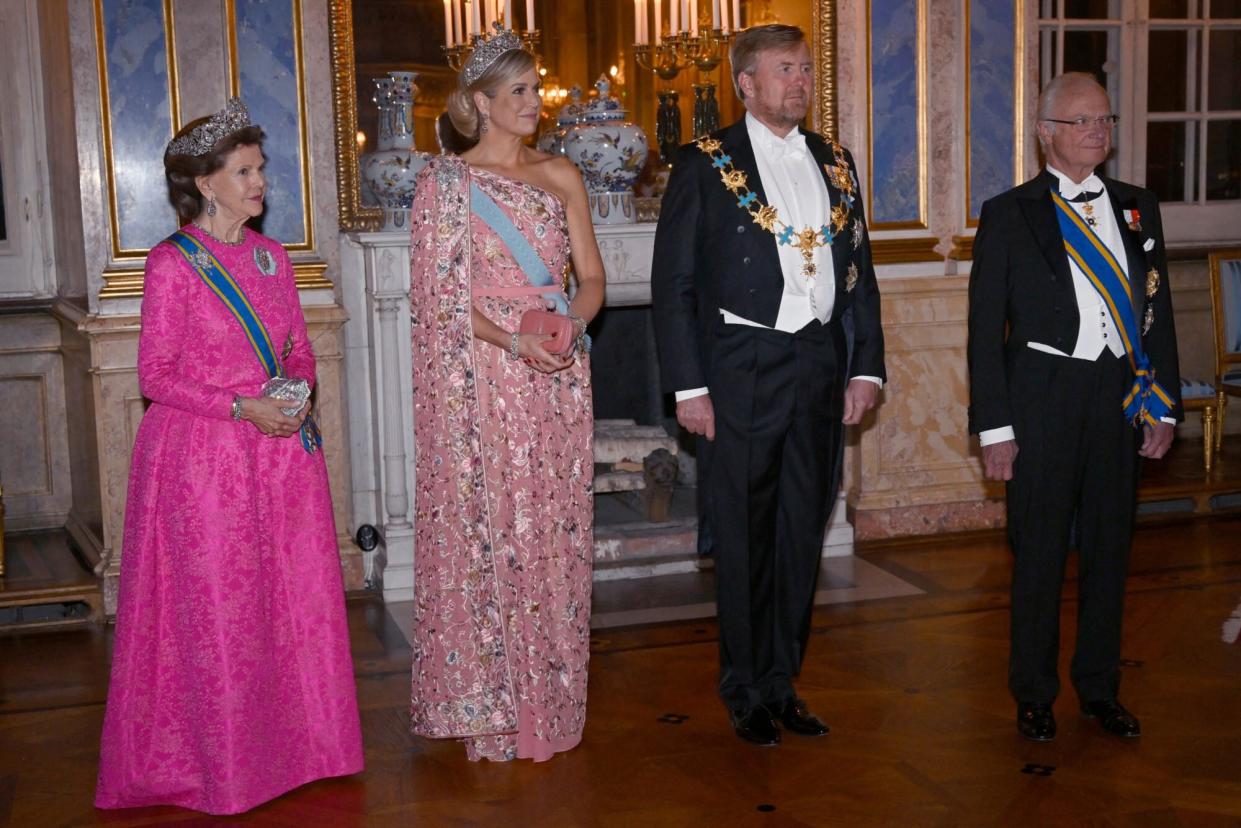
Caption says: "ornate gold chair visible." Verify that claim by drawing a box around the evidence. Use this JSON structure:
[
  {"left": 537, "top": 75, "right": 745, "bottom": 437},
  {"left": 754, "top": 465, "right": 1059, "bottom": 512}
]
[{"left": 1208, "top": 248, "right": 1241, "bottom": 457}]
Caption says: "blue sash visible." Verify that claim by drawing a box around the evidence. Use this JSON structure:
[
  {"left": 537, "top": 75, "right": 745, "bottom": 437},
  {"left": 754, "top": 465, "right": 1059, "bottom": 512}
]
[
  {"left": 1050, "top": 192, "right": 1174, "bottom": 427},
  {"left": 469, "top": 182, "right": 571, "bottom": 311},
  {"left": 166, "top": 230, "right": 322, "bottom": 453}
]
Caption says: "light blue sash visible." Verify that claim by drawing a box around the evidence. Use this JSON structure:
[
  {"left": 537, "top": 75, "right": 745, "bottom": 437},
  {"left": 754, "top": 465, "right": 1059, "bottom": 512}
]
[
  {"left": 1050, "top": 193, "right": 1174, "bottom": 426},
  {"left": 166, "top": 230, "right": 322, "bottom": 453},
  {"left": 470, "top": 182, "right": 571, "bottom": 316}
]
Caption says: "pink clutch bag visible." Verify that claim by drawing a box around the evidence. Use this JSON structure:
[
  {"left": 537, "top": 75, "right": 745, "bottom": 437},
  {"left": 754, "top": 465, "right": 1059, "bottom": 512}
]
[{"left": 519, "top": 309, "right": 576, "bottom": 356}]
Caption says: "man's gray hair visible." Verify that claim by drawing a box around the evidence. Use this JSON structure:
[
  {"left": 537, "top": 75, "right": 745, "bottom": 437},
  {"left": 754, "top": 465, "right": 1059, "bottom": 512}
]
[
  {"left": 729, "top": 24, "right": 806, "bottom": 101},
  {"left": 1036, "top": 72, "right": 1107, "bottom": 124}
]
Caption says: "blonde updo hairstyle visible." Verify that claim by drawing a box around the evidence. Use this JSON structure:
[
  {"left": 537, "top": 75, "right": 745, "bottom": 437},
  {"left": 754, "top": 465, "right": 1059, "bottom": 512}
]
[{"left": 442, "top": 48, "right": 538, "bottom": 151}]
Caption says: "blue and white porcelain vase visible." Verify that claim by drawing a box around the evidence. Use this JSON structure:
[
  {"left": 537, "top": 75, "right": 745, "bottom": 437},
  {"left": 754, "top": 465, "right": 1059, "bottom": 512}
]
[
  {"left": 536, "top": 86, "right": 585, "bottom": 157},
  {"left": 361, "top": 71, "right": 429, "bottom": 231},
  {"left": 563, "top": 76, "right": 649, "bottom": 224}
]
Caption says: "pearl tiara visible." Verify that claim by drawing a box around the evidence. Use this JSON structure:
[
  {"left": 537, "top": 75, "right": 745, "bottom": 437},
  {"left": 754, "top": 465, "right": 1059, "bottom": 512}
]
[
  {"left": 461, "top": 23, "right": 525, "bottom": 87},
  {"left": 166, "top": 98, "right": 257, "bottom": 158}
]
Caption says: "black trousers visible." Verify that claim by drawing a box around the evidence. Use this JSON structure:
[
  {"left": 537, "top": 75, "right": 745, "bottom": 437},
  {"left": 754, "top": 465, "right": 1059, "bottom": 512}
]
[
  {"left": 705, "top": 319, "right": 845, "bottom": 713},
  {"left": 1006, "top": 348, "right": 1138, "bottom": 705}
]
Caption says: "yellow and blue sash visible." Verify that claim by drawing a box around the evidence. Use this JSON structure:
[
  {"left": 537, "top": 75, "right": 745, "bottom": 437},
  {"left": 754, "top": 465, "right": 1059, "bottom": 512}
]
[
  {"left": 166, "top": 230, "right": 322, "bottom": 453},
  {"left": 1050, "top": 192, "right": 1174, "bottom": 427}
]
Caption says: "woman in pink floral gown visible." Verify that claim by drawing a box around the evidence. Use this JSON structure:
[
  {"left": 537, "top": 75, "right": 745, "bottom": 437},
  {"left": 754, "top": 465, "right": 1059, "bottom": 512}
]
[
  {"left": 95, "top": 101, "right": 363, "bottom": 815},
  {"left": 408, "top": 40, "right": 604, "bottom": 762}
]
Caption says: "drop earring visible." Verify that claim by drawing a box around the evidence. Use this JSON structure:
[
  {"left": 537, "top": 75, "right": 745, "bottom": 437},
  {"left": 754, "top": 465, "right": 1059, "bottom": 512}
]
[
  {"left": 479, "top": 113, "right": 489, "bottom": 135},
  {"left": 206, "top": 196, "right": 217, "bottom": 217}
]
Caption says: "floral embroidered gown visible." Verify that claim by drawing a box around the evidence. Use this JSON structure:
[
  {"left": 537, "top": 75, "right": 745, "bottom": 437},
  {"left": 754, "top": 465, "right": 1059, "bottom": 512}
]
[
  {"left": 95, "top": 225, "right": 364, "bottom": 815},
  {"left": 408, "top": 157, "right": 594, "bottom": 762}
]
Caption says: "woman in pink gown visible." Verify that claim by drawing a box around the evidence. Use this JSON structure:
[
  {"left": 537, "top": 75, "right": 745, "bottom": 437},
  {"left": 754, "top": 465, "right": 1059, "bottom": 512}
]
[
  {"left": 408, "top": 37, "right": 604, "bottom": 762},
  {"left": 95, "top": 100, "right": 363, "bottom": 815}
]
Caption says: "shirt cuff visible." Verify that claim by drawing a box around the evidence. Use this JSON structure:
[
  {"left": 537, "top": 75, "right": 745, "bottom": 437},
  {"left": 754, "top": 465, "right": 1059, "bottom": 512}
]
[
  {"left": 851, "top": 375, "right": 883, "bottom": 389},
  {"left": 979, "top": 426, "right": 1016, "bottom": 446},
  {"left": 1160, "top": 416, "right": 1176, "bottom": 425},
  {"left": 675, "top": 387, "right": 710, "bottom": 402}
]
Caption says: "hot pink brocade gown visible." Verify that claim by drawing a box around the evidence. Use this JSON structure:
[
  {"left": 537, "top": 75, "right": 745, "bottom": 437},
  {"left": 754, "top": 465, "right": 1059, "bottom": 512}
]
[
  {"left": 408, "top": 160, "right": 593, "bottom": 762},
  {"left": 95, "top": 225, "right": 363, "bottom": 815}
]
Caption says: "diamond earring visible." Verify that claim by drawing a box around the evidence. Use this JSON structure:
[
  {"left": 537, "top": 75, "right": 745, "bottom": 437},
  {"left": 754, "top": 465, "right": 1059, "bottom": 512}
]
[
  {"left": 206, "top": 197, "right": 217, "bottom": 217},
  {"left": 479, "top": 113, "right": 489, "bottom": 135}
]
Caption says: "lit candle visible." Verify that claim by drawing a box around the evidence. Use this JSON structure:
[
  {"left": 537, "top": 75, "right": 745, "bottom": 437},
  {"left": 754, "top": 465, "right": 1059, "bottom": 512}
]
[
  {"left": 720, "top": 0, "right": 728, "bottom": 33},
  {"left": 711, "top": 0, "right": 719, "bottom": 29},
  {"left": 690, "top": 0, "right": 698, "bottom": 36},
  {"left": 526, "top": 0, "right": 535, "bottom": 29},
  {"left": 444, "top": 0, "right": 453, "bottom": 47},
  {"left": 642, "top": 0, "right": 649, "bottom": 44},
  {"left": 634, "top": 0, "right": 641, "bottom": 44},
  {"left": 504, "top": 0, "right": 512, "bottom": 26},
  {"left": 471, "top": 0, "right": 480, "bottom": 34},
  {"left": 453, "top": 0, "right": 462, "bottom": 43},
  {"left": 670, "top": 0, "right": 678, "bottom": 33},
  {"left": 732, "top": 0, "right": 740, "bottom": 31},
  {"left": 654, "top": 0, "right": 662, "bottom": 43}
]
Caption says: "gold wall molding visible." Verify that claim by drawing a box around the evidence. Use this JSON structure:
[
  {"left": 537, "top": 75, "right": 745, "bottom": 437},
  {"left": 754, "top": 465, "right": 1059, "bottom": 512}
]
[
  {"left": 870, "top": 236, "right": 942, "bottom": 264},
  {"left": 329, "top": 0, "right": 381, "bottom": 232},
  {"left": 811, "top": 0, "right": 838, "bottom": 139},
  {"left": 947, "top": 234, "right": 975, "bottom": 261}
]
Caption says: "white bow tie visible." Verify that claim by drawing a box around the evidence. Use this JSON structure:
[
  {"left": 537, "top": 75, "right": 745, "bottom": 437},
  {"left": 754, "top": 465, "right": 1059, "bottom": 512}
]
[
  {"left": 766, "top": 130, "right": 808, "bottom": 163},
  {"left": 1056, "top": 172, "right": 1104, "bottom": 201}
]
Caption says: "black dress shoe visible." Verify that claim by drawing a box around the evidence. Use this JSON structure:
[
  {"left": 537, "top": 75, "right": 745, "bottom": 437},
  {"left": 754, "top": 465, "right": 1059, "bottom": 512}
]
[
  {"left": 1017, "top": 702, "right": 1056, "bottom": 741},
  {"left": 1081, "top": 698, "right": 1141, "bottom": 738},
  {"left": 730, "top": 706, "right": 781, "bottom": 746},
  {"left": 772, "top": 697, "right": 830, "bottom": 737}
]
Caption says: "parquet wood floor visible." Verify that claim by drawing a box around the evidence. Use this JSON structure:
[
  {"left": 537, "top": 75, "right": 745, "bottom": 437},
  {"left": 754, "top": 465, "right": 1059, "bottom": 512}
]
[{"left": 3, "top": 516, "right": 1240, "bottom": 826}]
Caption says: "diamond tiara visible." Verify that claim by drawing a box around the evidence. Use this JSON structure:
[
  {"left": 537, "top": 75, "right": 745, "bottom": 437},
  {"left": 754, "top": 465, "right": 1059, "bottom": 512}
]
[
  {"left": 461, "top": 23, "right": 525, "bottom": 88},
  {"left": 166, "top": 98, "right": 257, "bottom": 158}
]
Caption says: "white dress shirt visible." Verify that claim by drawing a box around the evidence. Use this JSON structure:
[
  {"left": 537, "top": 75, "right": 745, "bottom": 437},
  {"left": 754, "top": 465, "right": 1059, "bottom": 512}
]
[
  {"left": 978, "top": 165, "right": 1170, "bottom": 447},
  {"left": 676, "top": 114, "right": 881, "bottom": 402}
]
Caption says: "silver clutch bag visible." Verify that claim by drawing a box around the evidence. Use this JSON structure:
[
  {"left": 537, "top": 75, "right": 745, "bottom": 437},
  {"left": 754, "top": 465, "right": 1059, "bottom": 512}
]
[{"left": 261, "top": 376, "right": 311, "bottom": 417}]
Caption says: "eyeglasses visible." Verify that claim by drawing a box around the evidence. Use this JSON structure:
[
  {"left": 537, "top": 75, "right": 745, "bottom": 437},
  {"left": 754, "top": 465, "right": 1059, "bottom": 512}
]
[{"left": 1042, "top": 114, "right": 1120, "bottom": 131}]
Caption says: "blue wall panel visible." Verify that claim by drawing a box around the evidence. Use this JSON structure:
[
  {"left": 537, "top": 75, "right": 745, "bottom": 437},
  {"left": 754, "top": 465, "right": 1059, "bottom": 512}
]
[
  {"left": 968, "top": 0, "right": 1017, "bottom": 219},
  {"left": 870, "top": 0, "right": 921, "bottom": 224},
  {"left": 236, "top": 0, "right": 307, "bottom": 245},
  {"left": 102, "top": 0, "right": 177, "bottom": 251}
]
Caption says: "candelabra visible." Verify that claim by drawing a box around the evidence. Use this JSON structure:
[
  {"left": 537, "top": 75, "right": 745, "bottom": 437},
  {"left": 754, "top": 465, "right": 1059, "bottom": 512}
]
[{"left": 634, "top": 28, "right": 732, "bottom": 80}]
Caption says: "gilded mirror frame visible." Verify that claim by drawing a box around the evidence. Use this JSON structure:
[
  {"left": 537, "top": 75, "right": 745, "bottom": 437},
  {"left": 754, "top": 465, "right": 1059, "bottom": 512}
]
[{"left": 329, "top": 0, "right": 836, "bottom": 231}]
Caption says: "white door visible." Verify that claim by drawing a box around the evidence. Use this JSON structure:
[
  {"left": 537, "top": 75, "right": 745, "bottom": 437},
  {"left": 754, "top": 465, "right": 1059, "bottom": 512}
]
[{"left": 0, "top": 0, "right": 51, "bottom": 300}]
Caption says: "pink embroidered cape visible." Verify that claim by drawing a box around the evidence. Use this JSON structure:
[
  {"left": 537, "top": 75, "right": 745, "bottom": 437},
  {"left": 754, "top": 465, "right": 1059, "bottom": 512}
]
[{"left": 408, "top": 157, "right": 593, "bottom": 762}]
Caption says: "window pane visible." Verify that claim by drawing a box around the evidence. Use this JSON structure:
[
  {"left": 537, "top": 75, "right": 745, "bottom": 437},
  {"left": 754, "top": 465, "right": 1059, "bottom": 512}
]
[
  {"left": 1039, "top": 29, "right": 1060, "bottom": 83},
  {"left": 1150, "top": 0, "right": 1190, "bottom": 16},
  {"left": 1040, "top": 0, "right": 1058, "bottom": 17},
  {"left": 1207, "top": 120, "right": 1241, "bottom": 200},
  {"left": 1209, "top": 30, "right": 1241, "bottom": 110},
  {"left": 1149, "top": 30, "right": 1190, "bottom": 111},
  {"left": 1211, "top": 0, "right": 1241, "bottom": 17},
  {"left": 1147, "top": 121, "right": 1188, "bottom": 201},
  {"left": 1064, "top": 0, "right": 1113, "bottom": 17},
  {"left": 1063, "top": 29, "right": 1110, "bottom": 87}
]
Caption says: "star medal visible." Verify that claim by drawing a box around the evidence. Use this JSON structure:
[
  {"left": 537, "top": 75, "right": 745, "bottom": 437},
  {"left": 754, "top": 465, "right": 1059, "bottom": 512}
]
[
  {"left": 1082, "top": 202, "right": 1097, "bottom": 227},
  {"left": 254, "top": 246, "right": 277, "bottom": 276},
  {"left": 851, "top": 218, "right": 864, "bottom": 250},
  {"left": 846, "top": 262, "right": 859, "bottom": 293},
  {"left": 189, "top": 249, "right": 212, "bottom": 271},
  {"left": 1145, "top": 268, "right": 1159, "bottom": 298},
  {"left": 1142, "top": 304, "right": 1154, "bottom": 335}
]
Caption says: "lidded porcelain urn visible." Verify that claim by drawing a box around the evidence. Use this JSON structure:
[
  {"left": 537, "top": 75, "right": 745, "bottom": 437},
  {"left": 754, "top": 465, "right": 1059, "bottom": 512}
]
[
  {"left": 562, "top": 76, "right": 649, "bottom": 224},
  {"left": 361, "top": 71, "right": 430, "bottom": 231}
]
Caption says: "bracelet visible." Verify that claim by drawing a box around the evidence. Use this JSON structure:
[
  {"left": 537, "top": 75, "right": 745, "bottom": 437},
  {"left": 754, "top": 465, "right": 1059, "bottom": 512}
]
[
  {"left": 507, "top": 332, "right": 521, "bottom": 360},
  {"left": 230, "top": 395, "right": 244, "bottom": 421}
]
